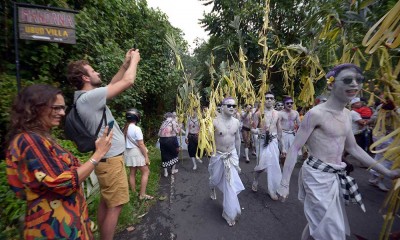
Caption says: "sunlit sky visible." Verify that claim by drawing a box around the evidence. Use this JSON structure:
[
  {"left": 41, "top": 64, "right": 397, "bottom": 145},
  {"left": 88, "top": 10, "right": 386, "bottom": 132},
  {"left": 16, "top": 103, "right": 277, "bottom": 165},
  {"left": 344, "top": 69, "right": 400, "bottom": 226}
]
[{"left": 146, "top": 0, "right": 212, "bottom": 50}]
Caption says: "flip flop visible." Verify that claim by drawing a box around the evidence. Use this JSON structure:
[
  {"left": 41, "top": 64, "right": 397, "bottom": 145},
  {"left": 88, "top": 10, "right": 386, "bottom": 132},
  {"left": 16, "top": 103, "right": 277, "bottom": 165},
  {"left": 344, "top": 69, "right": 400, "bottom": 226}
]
[{"left": 139, "top": 194, "right": 154, "bottom": 200}]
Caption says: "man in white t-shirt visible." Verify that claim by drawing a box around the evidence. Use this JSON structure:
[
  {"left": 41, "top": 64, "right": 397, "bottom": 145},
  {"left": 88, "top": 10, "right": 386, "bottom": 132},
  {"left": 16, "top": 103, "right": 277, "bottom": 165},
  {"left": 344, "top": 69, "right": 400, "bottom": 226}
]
[
  {"left": 350, "top": 97, "right": 367, "bottom": 150},
  {"left": 67, "top": 49, "right": 140, "bottom": 240}
]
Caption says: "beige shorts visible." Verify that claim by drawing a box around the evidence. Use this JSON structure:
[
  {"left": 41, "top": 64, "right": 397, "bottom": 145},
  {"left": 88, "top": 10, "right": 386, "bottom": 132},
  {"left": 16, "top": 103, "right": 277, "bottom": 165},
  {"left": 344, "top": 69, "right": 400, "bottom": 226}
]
[{"left": 94, "top": 154, "right": 129, "bottom": 208}]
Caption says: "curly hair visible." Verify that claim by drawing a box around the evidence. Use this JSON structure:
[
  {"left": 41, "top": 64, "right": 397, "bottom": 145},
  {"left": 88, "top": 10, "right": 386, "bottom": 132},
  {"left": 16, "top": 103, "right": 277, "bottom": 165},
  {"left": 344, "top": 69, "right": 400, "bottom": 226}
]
[
  {"left": 67, "top": 60, "right": 89, "bottom": 90},
  {"left": 7, "top": 84, "right": 62, "bottom": 144}
]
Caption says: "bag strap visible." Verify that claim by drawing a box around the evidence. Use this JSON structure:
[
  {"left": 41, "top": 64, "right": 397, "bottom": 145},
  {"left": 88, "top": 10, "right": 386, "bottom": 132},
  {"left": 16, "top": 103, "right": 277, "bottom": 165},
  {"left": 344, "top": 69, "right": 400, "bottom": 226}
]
[{"left": 74, "top": 93, "right": 107, "bottom": 136}]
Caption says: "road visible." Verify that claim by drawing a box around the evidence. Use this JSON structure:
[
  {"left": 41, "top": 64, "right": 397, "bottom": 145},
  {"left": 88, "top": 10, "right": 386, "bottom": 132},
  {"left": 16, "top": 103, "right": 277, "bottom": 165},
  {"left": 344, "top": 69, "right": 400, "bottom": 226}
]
[{"left": 116, "top": 149, "right": 399, "bottom": 240}]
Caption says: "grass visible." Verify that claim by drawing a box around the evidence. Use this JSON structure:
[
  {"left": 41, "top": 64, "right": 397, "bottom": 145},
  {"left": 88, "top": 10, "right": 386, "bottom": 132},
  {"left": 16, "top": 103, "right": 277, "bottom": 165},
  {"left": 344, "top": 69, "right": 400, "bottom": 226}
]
[
  {"left": 0, "top": 138, "right": 161, "bottom": 239},
  {"left": 88, "top": 142, "right": 162, "bottom": 237}
]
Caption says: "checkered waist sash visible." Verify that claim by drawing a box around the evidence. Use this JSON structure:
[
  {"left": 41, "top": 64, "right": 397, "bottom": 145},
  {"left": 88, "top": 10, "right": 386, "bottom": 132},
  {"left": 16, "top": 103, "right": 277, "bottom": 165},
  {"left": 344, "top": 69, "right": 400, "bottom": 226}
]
[
  {"left": 306, "top": 156, "right": 366, "bottom": 212},
  {"left": 282, "top": 129, "right": 295, "bottom": 135}
]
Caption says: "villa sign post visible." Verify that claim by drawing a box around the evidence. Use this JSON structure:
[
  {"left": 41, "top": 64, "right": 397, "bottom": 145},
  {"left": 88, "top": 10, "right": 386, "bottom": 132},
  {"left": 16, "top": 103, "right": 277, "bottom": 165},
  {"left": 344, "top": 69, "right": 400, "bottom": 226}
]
[{"left": 18, "top": 7, "right": 76, "bottom": 44}]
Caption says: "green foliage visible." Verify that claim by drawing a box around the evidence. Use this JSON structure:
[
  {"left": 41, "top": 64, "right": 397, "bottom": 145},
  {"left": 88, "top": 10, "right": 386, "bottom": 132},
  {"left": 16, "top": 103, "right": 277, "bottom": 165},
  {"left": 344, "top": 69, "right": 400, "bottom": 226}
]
[
  {"left": 0, "top": 161, "right": 25, "bottom": 240},
  {"left": 1, "top": 0, "right": 187, "bottom": 154},
  {"left": 0, "top": 138, "right": 161, "bottom": 237}
]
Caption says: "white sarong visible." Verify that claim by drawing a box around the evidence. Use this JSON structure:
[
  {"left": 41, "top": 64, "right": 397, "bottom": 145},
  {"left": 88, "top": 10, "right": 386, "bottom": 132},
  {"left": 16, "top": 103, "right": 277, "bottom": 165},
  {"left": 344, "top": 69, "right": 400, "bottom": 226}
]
[
  {"left": 298, "top": 161, "right": 350, "bottom": 240},
  {"left": 254, "top": 138, "right": 282, "bottom": 197},
  {"left": 282, "top": 130, "right": 302, "bottom": 155},
  {"left": 208, "top": 150, "right": 245, "bottom": 223}
]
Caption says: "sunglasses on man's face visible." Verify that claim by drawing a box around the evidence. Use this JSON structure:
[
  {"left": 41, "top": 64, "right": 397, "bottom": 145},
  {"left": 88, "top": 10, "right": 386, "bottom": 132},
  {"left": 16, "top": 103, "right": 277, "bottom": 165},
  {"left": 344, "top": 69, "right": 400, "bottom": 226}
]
[
  {"left": 276, "top": 104, "right": 283, "bottom": 107},
  {"left": 265, "top": 97, "right": 275, "bottom": 100},
  {"left": 223, "top": 104, "right": 237, "bottom": 108},
  {"left": 285, "top": 102, "right": 294, "bottom": 105},
  {"left": 341, "top": 77, "right": 365, "bottom": 85}
]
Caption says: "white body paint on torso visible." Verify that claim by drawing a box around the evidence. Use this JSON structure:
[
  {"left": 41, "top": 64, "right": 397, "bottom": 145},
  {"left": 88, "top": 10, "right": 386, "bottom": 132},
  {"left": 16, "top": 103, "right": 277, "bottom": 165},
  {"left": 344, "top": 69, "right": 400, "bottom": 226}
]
[
  {"left": 303, "top": 104, "right": 351, "bottom": 165},
  {"left": 280, "top": 109, "right": 299, "bottom": 131},
  {"left": 259, "top": 109, "right": 280, "bottom": 135},
  {"left": 214, "top": 115, "right": 240, "bottom": 152}
]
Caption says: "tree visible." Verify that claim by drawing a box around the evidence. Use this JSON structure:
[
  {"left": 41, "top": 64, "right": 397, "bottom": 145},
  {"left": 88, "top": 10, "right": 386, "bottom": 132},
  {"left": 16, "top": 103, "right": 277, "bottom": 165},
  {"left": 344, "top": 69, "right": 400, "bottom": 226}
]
[{"left": 0, "top": 0, "right": 188, "bottom": 154}]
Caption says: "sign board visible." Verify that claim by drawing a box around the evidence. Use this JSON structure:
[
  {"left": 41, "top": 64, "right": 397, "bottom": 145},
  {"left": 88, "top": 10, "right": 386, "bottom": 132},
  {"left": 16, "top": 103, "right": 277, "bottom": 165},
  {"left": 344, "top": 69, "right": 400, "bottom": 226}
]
[{"left": 18, "top": 7, "right": 76, "bottom": 44}]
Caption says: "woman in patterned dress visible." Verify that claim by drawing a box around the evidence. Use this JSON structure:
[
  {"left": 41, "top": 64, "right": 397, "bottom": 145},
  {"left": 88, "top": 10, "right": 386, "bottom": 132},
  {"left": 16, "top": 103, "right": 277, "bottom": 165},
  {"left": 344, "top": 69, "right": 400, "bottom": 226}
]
[{"left": 6, "top": 84, "right": 112, "bottom": 240}]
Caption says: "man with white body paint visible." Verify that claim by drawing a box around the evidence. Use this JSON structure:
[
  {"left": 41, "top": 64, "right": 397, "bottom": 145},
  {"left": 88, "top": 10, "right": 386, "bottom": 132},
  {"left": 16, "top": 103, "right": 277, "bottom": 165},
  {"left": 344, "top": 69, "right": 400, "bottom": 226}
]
[
  {"left": 279, "top": 96, "right": 300, "bottom": 161},
  {"left": 277, "top": 63, "right": 400, "bottom": 240},
  {"left": 209, "top": 97, "right": 244, "bottom": 227},
  {"left": 251, "top": 92, "right": 283, "bottom": 200}
]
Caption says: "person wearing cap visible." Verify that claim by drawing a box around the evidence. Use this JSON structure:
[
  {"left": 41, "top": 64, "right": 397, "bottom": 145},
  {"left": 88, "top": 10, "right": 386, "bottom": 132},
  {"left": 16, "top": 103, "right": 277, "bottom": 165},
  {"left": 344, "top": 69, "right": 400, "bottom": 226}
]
[
  {"left": 122, "top": 109, "right": 153, "bottom": 200},
  {"left": 350, "top": 97, "right": 369, "bottom": 151},
  {"left": 277, "top": 63, "right": 400, "bottom": 240}
]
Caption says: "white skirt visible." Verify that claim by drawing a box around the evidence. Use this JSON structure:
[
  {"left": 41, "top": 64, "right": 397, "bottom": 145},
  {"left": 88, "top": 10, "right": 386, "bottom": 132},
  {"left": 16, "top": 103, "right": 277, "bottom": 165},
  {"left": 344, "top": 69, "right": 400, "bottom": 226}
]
[{"left": 124, "top": 147, "right": 146, "bottom": 167}]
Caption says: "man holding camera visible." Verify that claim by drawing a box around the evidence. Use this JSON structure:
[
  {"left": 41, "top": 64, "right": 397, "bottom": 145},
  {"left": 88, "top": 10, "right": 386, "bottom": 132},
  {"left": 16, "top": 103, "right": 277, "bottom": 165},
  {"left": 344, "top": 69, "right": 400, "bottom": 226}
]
[{"left": 67, "top": 49, "right": 140, "bottom": 240}]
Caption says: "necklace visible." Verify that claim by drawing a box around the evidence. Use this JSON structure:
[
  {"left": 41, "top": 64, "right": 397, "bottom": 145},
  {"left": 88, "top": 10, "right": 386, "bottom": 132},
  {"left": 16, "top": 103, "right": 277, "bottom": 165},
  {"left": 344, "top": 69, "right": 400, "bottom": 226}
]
[
  {"left": 263, "top": 110, "right": 275, "bottom": 131},
  {"left": 190, "top": 117, "right": 198, "bottom": 128},
  {"left": 327, "top": 109, "right": 346, "bottom": 123},
  {"left": 226, "top": 120, "right": 232, "bottom": 129}
]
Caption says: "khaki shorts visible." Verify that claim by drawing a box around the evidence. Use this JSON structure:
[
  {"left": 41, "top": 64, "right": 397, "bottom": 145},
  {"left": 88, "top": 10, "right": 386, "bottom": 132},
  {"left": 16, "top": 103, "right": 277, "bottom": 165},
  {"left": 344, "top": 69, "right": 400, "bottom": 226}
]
[{"left": 94, "top": 154, "right": 129, "bottom": 208}]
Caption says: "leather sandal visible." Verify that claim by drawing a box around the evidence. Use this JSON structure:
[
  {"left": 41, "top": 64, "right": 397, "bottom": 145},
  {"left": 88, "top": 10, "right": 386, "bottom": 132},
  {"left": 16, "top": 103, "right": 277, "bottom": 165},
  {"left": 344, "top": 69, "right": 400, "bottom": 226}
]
[{"left": 139, "top": 194, "right": 154, "bottom": 200}]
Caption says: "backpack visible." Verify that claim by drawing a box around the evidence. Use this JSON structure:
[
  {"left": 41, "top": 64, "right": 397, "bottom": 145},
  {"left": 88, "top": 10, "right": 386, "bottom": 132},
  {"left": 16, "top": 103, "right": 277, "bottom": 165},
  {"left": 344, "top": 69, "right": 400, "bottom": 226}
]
[{"left": 65, "top": 93, "right": 106, "bottom": 153}]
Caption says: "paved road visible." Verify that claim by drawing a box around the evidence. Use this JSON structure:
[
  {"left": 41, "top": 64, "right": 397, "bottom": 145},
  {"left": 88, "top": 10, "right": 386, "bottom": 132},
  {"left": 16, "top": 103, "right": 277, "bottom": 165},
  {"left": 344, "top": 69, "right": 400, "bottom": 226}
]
[{"left": 116, "top": 149, "right": 399, "bottom": 240}]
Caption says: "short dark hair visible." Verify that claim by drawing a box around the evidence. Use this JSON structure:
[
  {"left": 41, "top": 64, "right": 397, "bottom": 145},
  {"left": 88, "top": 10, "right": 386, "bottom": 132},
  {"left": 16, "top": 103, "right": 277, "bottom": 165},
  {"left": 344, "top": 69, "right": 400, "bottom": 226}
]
[
  {"left": 326, "top": 63, "right": 363, "bottom": 80},
  {"left": 67, "top": 60, "right": 89, "bottom": 90}
]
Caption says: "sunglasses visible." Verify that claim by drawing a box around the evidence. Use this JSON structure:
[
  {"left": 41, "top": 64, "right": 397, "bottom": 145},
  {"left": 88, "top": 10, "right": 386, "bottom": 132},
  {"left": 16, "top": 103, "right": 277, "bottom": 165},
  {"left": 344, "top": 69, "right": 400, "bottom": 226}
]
[
  {"left": 276, "top": 104, "right": 283, "bottom": 107},
  {"left": 265, "top": 97, "right": 275, "bottom": 100},
  {"left": 50, "top": 105, "right": 67, "bottom": 112},
  {"left": 341, "top": 77, "right": 365, "bottom": 85},
  {"left": 223, "top": 104, "right": 237, "bottom": 108},
  {"left": 285, "top": 102, "right": 294, "bottom": 105}
]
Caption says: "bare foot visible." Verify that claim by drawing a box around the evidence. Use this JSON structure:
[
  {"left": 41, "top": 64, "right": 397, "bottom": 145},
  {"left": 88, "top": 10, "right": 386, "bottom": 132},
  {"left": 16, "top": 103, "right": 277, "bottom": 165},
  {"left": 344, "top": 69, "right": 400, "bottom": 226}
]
[
  {"left": 227, "top": 219, "right": 236, "bottom": 227},
  {"left": 210, "top": 188, "right": 217, "bottom": 200}
]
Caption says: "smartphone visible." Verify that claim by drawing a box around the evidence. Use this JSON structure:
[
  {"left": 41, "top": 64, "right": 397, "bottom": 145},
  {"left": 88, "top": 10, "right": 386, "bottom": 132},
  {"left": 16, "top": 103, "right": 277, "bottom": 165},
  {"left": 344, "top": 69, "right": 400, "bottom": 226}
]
[{"left": 107, "top": 120, "right": 114, "bottom": 136}]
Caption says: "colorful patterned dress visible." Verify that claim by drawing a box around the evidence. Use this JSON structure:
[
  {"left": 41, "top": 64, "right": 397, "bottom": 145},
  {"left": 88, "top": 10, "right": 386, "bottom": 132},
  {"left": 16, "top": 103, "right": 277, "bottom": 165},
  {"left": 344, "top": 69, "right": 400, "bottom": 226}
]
[{"left": 6, "top": 132, "right": 94, "bottom": 240}]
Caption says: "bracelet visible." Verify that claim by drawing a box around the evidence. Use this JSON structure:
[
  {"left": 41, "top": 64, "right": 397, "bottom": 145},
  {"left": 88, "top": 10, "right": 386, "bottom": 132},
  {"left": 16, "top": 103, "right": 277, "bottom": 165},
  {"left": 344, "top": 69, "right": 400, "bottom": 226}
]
[{"left": 89, "top": 158, "right": 99, "bottom": 167}]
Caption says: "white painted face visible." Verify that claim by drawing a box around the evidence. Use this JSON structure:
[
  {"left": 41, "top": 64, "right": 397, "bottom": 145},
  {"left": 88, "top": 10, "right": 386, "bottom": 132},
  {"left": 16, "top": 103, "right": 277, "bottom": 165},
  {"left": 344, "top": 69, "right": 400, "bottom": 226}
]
[
  {"left": 221, "top": 98, "right": 237, "bottom": 116},
  {"left": 265, "top": 94, "right": 275, "bottom": 108},
  {"left": 330, "top": 68, "right": 363, "bottom": 104},
  {"left": 275, "top": 102, "right": 284, "bottom": 111},
  {"left": 284, "top": 99, "right": 294, "bottom": 110}
]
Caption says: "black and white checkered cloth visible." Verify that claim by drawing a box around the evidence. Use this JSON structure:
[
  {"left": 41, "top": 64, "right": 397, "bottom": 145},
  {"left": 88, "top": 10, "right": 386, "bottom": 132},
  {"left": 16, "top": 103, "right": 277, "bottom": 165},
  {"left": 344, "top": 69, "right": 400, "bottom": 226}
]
[{"left": 306, "top": 156, "right": 366, "bottom": 212}]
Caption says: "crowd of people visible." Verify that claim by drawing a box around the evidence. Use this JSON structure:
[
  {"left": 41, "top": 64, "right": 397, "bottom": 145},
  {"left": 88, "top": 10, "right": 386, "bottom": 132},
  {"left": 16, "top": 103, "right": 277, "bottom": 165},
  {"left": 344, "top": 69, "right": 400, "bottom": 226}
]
[
  {"left": 154, "top": 64, "right": 400, "bottom": 239},
  {"left": 5, "top": 55, "right": 400, "bottom": 240}
]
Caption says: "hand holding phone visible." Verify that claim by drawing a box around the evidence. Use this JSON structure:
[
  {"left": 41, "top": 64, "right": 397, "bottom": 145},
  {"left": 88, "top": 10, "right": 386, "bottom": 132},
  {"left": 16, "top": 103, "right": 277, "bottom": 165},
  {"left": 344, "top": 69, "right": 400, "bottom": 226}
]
[{"left": 107, "top": 120, "right": 114, "bottom": 136}]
